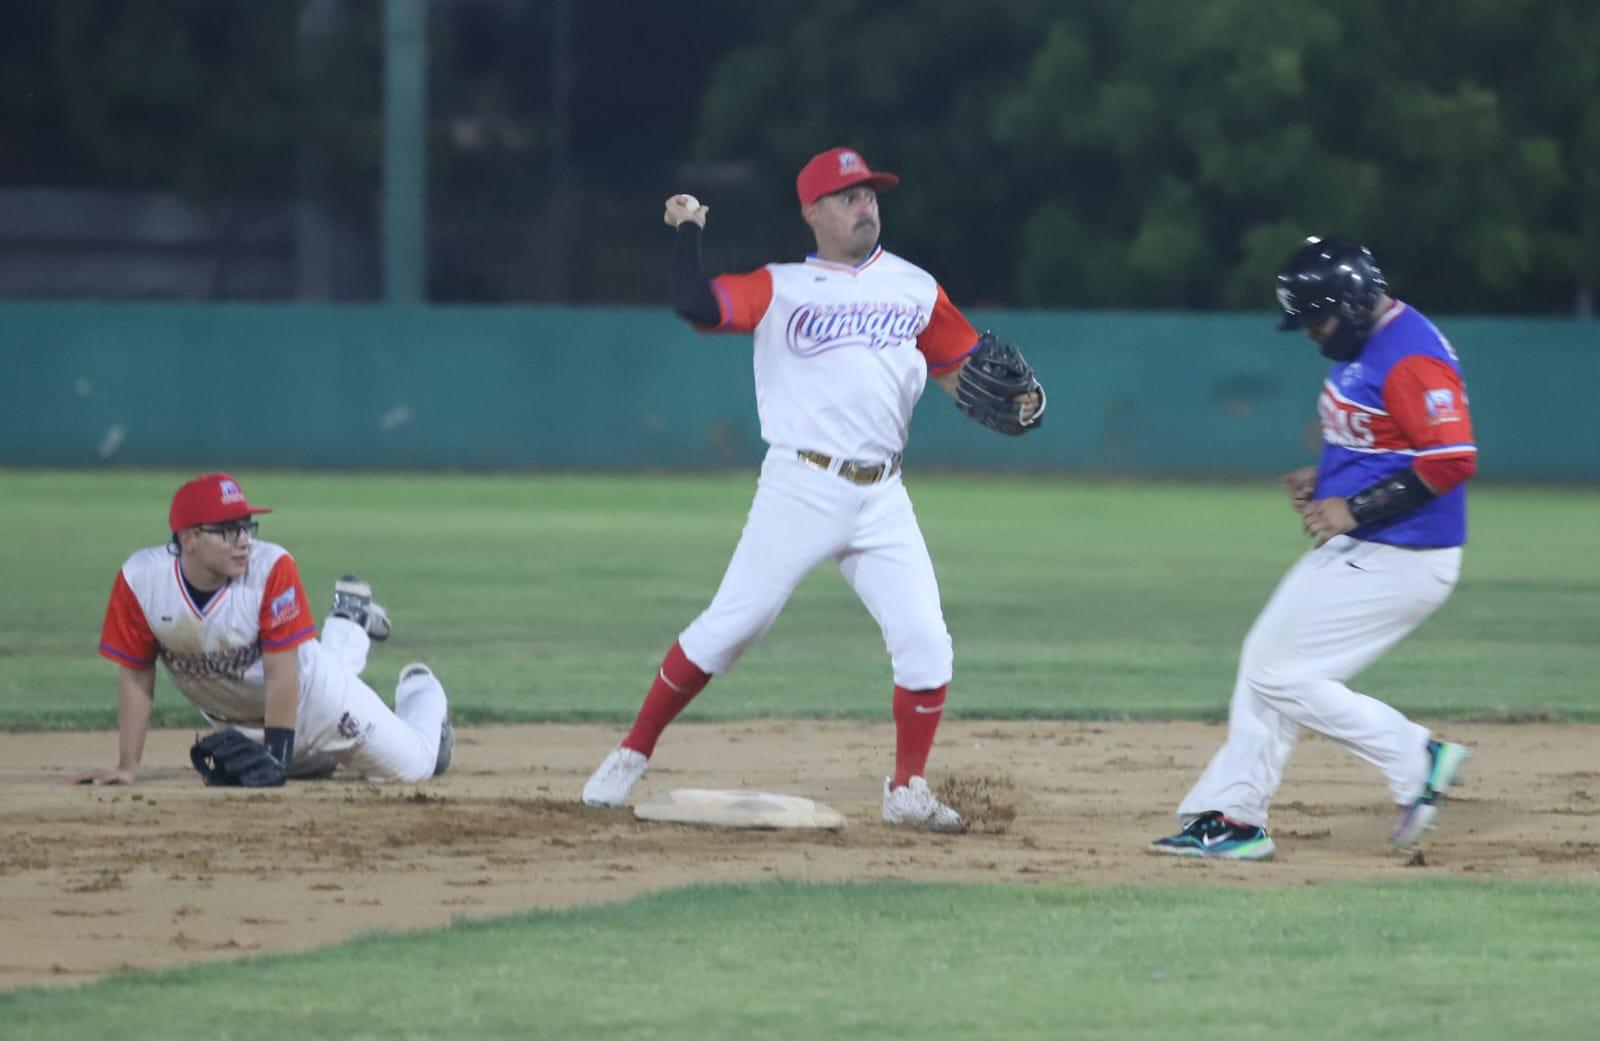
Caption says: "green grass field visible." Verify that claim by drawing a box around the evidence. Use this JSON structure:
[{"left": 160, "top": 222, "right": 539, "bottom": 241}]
[
  {"left": 6, "top": 882, "right": 1599, "bottom": 1040},
  {"left": 2, "top": 469, "right": 1595, "bottom": 728},
  {"left": 3, "top": 469, "right": 1597, "bottom": 1037}
]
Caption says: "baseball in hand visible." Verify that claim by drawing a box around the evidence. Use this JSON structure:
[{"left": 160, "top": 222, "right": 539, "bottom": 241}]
[{"left": 665, "top": 193, "right": 705, "bottom": 228}]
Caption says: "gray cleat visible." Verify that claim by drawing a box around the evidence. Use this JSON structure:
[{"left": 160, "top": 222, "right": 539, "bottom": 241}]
[
  {"left": 331, "top": 571, "right": 392, "bottom": 641},
  {"left": 434, "top": 716, "right": 454, "bottom": 776},
  {"left": 399, "top": 662, "right": 452, "bottom": 776}
]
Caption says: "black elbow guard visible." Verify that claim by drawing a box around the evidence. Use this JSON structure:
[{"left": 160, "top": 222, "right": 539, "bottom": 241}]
[{"left": 1347, "top": 468, "right": 1436, "bottom": 525}]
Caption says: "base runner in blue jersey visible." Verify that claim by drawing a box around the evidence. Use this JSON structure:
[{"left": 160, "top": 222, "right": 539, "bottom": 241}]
[{"left": 1150, "top": 237, "right": 1476, "bottom": 861}]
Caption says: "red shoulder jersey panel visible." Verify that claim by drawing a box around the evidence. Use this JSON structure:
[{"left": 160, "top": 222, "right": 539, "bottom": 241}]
[
  {"left": 259, "top": 554, "right": 315, "bottom": 652},
  {"left": 917, "top": 283, "right": 980, "bottom": 376},
  {"left": 100, "top": 570, "right": 159, "bottom": 669},
  {"left": 708, "top": 268, "right": 775, "bottom": 333},
  {"left": 1382, "top": 354, "right": 1478, "bottom": 494}
]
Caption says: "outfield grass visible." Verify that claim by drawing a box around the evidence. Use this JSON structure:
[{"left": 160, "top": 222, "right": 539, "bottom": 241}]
[
  {"left": 2, "top": 469, "right": 1596, "bottom": 729},
  {"left": 5, "top": 881, "right": 1598, "bottom": 1040}
]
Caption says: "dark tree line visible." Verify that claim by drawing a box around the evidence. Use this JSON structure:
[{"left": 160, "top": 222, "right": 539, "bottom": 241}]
[
  {"left": 695, "top": 0, "right": 1599, "bottom": 315},
  {"left": 2, "top": 0, "right": 1595, "bottom": 314}
]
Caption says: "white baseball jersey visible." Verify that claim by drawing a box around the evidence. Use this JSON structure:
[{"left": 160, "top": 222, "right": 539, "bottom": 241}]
[
  {"left": 100, "top": 541, "right": 315, "bottom": 725},
  {"left": 101, "top": 541, "right": 448, "bottom": 782},
  {"left": 708, "top": 246, "right": 979, "bottom": 462}
]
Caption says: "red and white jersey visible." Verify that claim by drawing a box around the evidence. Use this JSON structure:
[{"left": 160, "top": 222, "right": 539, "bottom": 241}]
[
  {"left": 99, "top": 541, "right": 316, "bottom": 724},
  {"left": 707, "top": 246, "right": 979, "bottom": 462}
]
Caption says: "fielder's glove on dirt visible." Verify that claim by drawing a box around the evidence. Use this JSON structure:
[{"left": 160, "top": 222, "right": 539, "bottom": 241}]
[{"left": 190, "top": 728, "right": 292, "bottom": 787}]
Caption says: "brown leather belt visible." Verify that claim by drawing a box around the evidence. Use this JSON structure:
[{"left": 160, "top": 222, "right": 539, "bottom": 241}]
[{"left": 796, "top": 449, "right": 902, "bottom": 486}]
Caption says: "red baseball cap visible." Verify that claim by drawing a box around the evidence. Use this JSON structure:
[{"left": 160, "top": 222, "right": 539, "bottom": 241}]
[
  {"left": 168, "top": 472, "right": 273, "bottom": 532},
  {"left": 795, "top": 147, "right": 899, "bottom": 207}
]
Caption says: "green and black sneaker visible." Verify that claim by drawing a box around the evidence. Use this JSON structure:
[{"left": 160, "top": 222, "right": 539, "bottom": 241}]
[
  {"left": 1149, "top": 811, "right": 1276, "bottom": 861},
  {"left": 1392, "top": 740, "right": 1470, "bottom": 849}
]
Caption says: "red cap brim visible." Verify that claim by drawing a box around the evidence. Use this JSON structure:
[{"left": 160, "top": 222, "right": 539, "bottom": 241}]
[{"left": 803, "top": 171, "right": 899, "bottom": 207}]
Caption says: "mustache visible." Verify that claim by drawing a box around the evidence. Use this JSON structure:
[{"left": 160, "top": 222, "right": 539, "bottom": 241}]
[{"left": 853, "top": 216, "right": 878, "bottom": 230}]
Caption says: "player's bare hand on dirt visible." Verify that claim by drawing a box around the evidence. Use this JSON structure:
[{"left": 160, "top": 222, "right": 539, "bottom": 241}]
[
  {"left": 67, "top": 767, "right": 135, "bottom": 786},
  {"left": 1301, "top": 497, "right": 1356, "bottom": 547},
  {"left": 1280, "top": 466, "right": 1317, "bottom": 511},
  {"left": 663, "top": 194, "right": 708, "bottom": 229}
]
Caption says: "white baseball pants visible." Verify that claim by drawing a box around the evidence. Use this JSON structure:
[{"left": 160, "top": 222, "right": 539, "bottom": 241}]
[
  {"left": 1177, "top": 534, "right": 1462, "bottom": 827},
  {"left": 223, "top": 617, "right": 448, "bottom": 783},
  {"left": 678, "top": 446, "right": 953, "bottom": 690}
]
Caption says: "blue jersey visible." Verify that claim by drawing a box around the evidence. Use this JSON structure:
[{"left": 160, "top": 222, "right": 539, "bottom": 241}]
[{"left": 1314, "top": 303, "right": 1476, "bottom": 548}]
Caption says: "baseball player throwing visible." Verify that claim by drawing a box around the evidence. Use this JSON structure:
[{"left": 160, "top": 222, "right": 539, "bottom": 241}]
[
  {"left": 1150, "top": 237, "right": 1475, "bottom": 860},
  {"left": 582, "top": 147, "right": 1045, "bottom": 830},
  {"left": 75, "top": 472, "right": 453, "bottom": 787}
]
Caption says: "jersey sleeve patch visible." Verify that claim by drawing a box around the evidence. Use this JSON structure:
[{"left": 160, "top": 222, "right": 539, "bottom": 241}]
[
  {"left": 259, "top": 554, "right": 316, "bottom": 652},
  {"left": 99, "top": 570, "right": 158, "bottom": 668},
  {"left": 1383, "top": 355, "right": 1476, "bottom": 455},
  {"left": 917, "top": 283, "right": 980, "bottom": 375},
  {"left": 1423, "top": 387, "right": 1463, "bottom": 424},
  {"left": 708, "top": 268, "right": 775, "bottom": 333}
]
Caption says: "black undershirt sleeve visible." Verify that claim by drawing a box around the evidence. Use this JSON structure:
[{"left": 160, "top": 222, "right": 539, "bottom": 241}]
[{"left": 671, "top": 222, "right": 721, "bottom": 326}]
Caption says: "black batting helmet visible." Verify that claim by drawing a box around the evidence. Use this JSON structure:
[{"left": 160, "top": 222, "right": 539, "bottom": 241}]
[{"left": 1275, "top": 236, "right": 1388, "bottom": 333}]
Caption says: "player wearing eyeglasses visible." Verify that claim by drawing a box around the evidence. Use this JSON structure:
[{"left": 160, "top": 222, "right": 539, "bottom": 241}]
[{"left": 74, "top": 472, "right": 454, "bottom": 787}]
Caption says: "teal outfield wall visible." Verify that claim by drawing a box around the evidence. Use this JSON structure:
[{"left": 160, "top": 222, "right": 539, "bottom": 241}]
[{"left": 2, "top": 302, "right": 1595, "bottom": 479}]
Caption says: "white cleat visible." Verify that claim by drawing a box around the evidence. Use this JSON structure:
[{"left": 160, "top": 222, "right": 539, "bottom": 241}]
[
  {"left": 582, "top": 746, "right": 649, "bottom": 807},
  {"left": 882, "top": 776, "right": 965, "bottom": 833}
]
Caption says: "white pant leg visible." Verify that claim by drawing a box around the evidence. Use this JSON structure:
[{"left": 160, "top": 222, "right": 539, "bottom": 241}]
[
  {"left": 1178, "top": 537, "right": 1461, "bottom": 825},
  {"left": 678, "top": 450, "right": 856, "bottom": 675},
  {"left": 295, "top": 619, "right": 448, "bottom": 783},
  {"left": 1178, "top": 654, "right": 1303, "bottom": 828},
  {"left": 837, "top": 476, "right": 953, "bottom": 690},
  {"left": 318, "top": 614, "right": 371, "bottom": 676},
  {"left": 212, "top": 625, "right": 371, "bottom": 775},
  {"left": 335, "top": 665, "right": 448, "bottom": 784},
  {"left": 1178, "top": 561, "right": 1312, "bottom": 826}
]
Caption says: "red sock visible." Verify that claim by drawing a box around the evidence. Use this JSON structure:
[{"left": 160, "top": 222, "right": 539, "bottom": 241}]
[
  {"left": 622, "top": 641, "right": 711, "bottom": 757},
  {"left": 892, "top": 684, "right": 947, "bottom": 788}
]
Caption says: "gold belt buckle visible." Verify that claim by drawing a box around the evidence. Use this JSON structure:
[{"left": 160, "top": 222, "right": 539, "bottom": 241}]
[
  {"left": 797, "top": 449, "right": 832, "bottom": 472},
  {"left": 797, "top": 450, "right": 899, "bottom": 485}
]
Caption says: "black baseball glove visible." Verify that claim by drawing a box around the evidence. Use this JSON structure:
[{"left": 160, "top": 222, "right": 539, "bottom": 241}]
[
  {"left": 955, "top": 332, "right": 1045, "bottom": 436},
  {"left": 190, "top": 728, "right": 289, "bottom": 788}
]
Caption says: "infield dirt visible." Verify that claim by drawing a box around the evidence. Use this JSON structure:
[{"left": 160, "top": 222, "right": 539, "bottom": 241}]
[{"left": 4, "top": 720, "right": 1597, "bottom": 990}]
